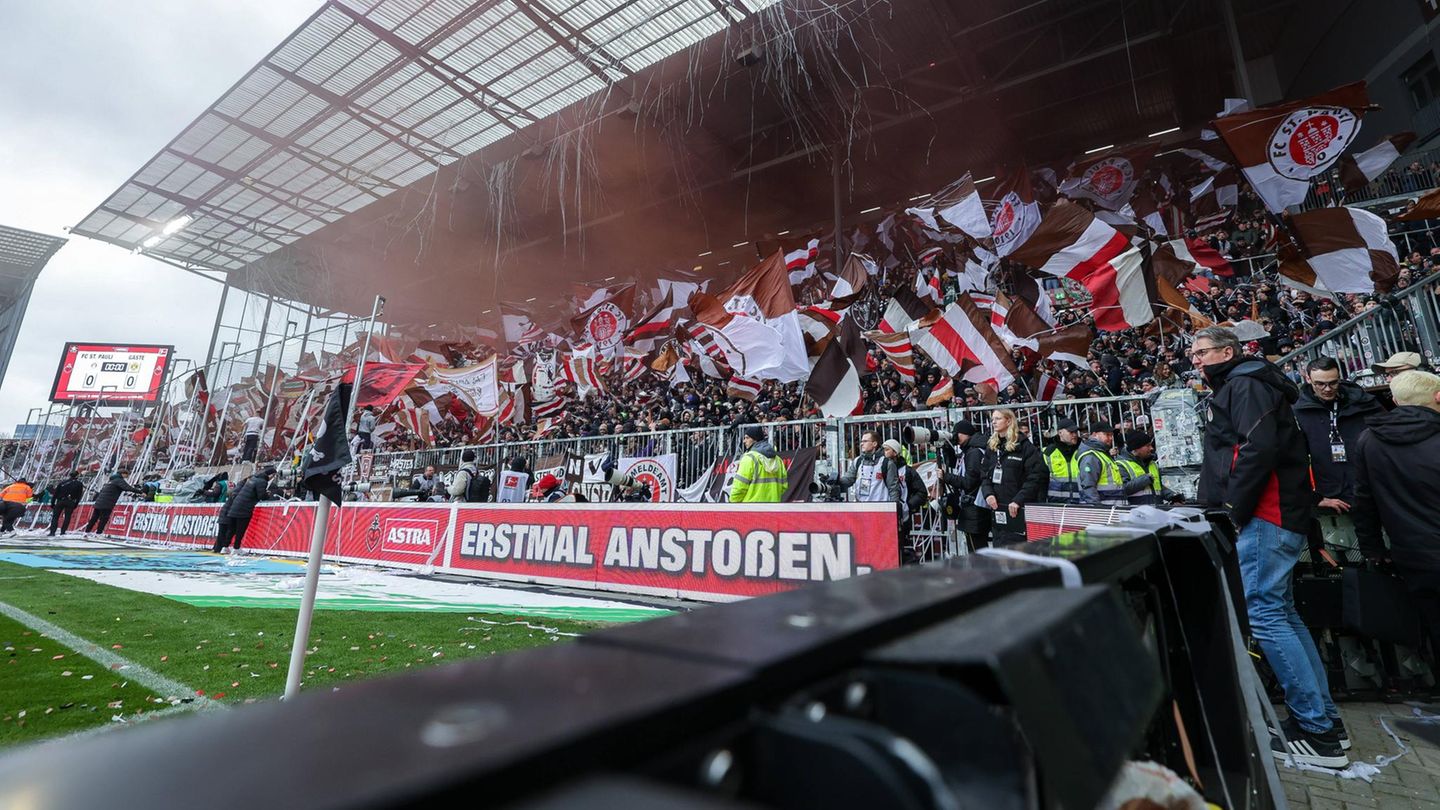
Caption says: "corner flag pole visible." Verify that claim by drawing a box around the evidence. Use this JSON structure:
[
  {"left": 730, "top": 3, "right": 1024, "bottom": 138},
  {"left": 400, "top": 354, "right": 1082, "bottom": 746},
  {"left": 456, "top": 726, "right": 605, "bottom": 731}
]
[{"left": 284, "top": 295, "right": 383, "bottom": 701}]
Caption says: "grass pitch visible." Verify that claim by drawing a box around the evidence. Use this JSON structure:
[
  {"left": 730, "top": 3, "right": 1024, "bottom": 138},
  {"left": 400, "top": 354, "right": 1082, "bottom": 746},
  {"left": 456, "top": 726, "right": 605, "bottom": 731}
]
[{"left": 0, "top": 561, "right": 603, "bottom": 748}]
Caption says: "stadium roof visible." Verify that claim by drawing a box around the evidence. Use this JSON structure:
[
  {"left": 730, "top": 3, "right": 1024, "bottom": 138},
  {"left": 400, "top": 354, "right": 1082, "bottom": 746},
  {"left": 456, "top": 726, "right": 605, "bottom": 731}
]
[
  {"left": 0, "top": 224, "right": 68, "bottom": 383},
  {"left": 78, "top": 0, "right": 1303, "bottom": 325},
  {"left": 71, "top": 0, "right": 774, "bottom": 274}
]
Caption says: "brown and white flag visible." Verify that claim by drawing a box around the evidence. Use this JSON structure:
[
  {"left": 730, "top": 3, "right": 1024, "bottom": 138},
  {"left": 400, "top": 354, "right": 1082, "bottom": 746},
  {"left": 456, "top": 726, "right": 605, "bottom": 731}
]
[
  {"left": 1007, "top": 200, "right": 1153, "bottom": 332},
  {"left": 1034, "top": 323, "right": 1093, "bottom": 367},
  {"left": 1396, "top": 186, "right": 1440, "bottom": 222},
  {"left": 1210, "top": 81, "right": 1373, "bottom": 213},
  {"left": 1286, "top": 206, "right": 1400, "bottom": 294},
  {"left": 829, "top": 253, "right": 875, "bottom": 309},
  {"left": 1338, "top": 132, "right": 1416, "bottom": 190},
  {"left": 908, "top": 172, "right": 993, "bottom": 242},
  {"left": 805, "top": 317, "right": 868, "bottom": 417},
  {"left": 988, "top": 167, "right": 1043, "bottom": 257},
  {"left": 1059, "top": 148, "right": 1152, "bottom": 211}
]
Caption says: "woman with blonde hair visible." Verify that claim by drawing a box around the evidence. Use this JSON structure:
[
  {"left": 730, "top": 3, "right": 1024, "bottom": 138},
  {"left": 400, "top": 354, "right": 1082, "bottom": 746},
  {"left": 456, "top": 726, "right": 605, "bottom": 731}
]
[{"left": 980, "top": 408, "right": 1045, "bottom": 545}]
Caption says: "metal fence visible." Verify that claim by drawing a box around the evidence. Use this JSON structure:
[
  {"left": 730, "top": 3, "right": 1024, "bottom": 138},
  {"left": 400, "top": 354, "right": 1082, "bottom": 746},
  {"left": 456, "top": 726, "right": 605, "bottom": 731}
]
[
  {"left": 1280, "top": 269, "right": 1440, "bottom": 382},
  {"left": 1299, "top": 145, "right": 1440, "bottom": 211},
  {"left": 365, "top": 394, "right": 1152, "bottom": 562}
]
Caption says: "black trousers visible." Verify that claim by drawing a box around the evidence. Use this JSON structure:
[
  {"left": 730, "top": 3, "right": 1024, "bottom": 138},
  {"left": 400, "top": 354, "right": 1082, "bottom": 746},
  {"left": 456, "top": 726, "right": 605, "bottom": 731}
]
[
  {"left": 0, "top": 501, "right": 24, "bottom": 532},
  {"left": 241, "top": 433, "right": 260, "bottom": 462},
  {"left": 212, "top": 516, "right": 252, "bottom": 552},
  {"left": 49, "top": 504, "right": 77, "bottom": 535},
  {"left": 83, "top": 507, "right": 113, "bottom": 534}
]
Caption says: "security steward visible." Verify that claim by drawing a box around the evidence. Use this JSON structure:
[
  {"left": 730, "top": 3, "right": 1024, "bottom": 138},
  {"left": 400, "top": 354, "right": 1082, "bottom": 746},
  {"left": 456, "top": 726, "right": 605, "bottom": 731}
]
[
  {"left": 1076, "top": 422, "right": 1128, "bottom": 506},
  {"left": 1115, "top": 430, "right": 1184, "bottom": 505},
  {"left": 1042, "top": 418, "right": 1082, "bottom": 503},
  {"left": 730, "top": 425, "right": 787, "bottom": 503},
  {"left": 0, "top": 478, "right": 33, "bottom": 533}
]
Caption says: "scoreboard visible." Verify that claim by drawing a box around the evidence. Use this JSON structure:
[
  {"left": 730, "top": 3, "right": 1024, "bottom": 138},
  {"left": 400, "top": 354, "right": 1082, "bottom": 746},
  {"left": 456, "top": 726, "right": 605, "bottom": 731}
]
[{"left": 50, "top": 343, "right": 174, "bottom": 405}]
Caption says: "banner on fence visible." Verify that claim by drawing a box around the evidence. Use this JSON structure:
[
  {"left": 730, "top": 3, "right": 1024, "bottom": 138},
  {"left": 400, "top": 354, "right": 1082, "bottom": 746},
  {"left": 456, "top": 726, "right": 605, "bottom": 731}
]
[{"left": 445, "top": 502, "right": 899, "bottom": 600}]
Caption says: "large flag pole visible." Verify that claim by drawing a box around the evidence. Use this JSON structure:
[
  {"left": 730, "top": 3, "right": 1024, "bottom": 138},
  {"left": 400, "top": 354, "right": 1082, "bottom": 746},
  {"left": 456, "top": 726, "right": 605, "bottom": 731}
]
[{"left": 284, "top": 295, "right": 382, "bottom": 701}]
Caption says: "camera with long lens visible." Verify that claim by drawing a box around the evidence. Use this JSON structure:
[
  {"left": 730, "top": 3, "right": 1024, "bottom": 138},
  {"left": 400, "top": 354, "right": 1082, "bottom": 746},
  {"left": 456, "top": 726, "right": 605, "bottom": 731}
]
[
  {"left": 600, "top": 454, "right": 653, "bottom": 504},
  {"left": 809, "top": 474, "right": 847, "bottom": 503},
  {"left": 902, "top": 426, "right": 953, "bottom": 446}
]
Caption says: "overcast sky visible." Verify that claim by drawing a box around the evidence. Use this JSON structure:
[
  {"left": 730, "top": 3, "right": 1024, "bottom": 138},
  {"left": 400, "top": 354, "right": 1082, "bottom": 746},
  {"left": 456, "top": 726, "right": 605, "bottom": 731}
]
[{"left": 0, "top": 0, "right": 321, "bottom": 434}]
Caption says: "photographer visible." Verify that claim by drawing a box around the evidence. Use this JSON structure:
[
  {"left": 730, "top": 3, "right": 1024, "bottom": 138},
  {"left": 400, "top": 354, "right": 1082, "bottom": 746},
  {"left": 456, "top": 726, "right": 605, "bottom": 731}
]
[
  {"left": 448, "top": 449, "right": 491, "bottom": 503},
  {"left": 836, "top": 430, "right": 900, "bottom": 505},
  {"left": 937, "top": 420, "right": 987, "bottom": 552},
  {"left": 410, "top": 465, "right": 445, "bottom": 502}
]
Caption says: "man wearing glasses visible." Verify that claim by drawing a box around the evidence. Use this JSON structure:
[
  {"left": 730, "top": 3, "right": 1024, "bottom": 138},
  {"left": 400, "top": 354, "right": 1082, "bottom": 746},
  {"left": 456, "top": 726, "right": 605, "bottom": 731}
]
[
  {"left": 1192, "top": 327, "right": 1348, "bottom": 768},
  {"left": 1293, "top": 357, "right": 1383, "bottom": 516}
]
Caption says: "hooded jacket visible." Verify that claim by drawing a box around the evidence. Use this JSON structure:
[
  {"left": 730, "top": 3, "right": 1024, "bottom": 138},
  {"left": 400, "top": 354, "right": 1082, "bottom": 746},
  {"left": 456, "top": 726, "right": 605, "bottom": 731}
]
[
  {"left": 731, "top": 440, "right": 787, "bottom": 503},
  {"left": 225, "top": 473, "right": 274, "bottom": 519},
  {"left": 1293, "top": 380, "right": 1383, "bottom": 502},
  {"left": 93, "top": 473, "right": 144, "bottom": 510},
  {"left": 1197, "top": 355, "right": 1313, "bottom": 533},
  {"left": 1352, "top": 406, "right": 1440, "bottom": 576}
]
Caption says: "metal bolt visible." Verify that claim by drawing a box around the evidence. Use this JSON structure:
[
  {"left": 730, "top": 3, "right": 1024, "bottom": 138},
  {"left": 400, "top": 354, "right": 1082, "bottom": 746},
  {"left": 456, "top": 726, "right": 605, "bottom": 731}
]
[
  {"left": 844, "top": 681, "right": 868, "bottom": 711},
  {"left": 419, "top": 702, "right": 508, "bottom": 748},
  {"left": 700, "top": 749, "right": 734, "bottom": 786}
]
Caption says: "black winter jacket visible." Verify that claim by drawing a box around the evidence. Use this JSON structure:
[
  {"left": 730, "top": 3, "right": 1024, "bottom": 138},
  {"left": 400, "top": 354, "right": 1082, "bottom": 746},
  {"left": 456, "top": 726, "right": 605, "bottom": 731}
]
[
  {"left": 940, "top": 435, "right": 989, "bottom": 533},
  {"left": 52, "top": 479, "right": 84, "bottom": 507},
  {"left": 1352, "top": 407, "right": 1440, "bottom": 577},
  {"left": 1292, "top": 381, "right": 1383, "bottom": 502},
  {"left": 225, "top": 474, "right": 273, "bottom": 519},
  {"left": 980, "top": 436, "right": 1045, "bottom": 507},
  {"left": 1197, "top": 356, "right": 1314, "bottom": 533},
  {"left": 93, "top": 474, "right": 143, "bottom": 509}
]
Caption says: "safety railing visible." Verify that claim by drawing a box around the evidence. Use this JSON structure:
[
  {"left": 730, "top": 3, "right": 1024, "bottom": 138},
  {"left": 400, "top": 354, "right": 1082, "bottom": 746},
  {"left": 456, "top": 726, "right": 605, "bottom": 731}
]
[
  {"left": 1280, "top": 268, "right": 1440, "bottom": 382},
  {"left": 1298, "top": 145, "right": 1440, "bottom": 211}
]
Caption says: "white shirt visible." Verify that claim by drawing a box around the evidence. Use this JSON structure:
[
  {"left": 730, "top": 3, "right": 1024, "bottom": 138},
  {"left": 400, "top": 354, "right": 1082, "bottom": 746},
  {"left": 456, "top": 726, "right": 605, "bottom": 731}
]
[{"left": 243, "top": 415, "right": 264, "bottom": 436}]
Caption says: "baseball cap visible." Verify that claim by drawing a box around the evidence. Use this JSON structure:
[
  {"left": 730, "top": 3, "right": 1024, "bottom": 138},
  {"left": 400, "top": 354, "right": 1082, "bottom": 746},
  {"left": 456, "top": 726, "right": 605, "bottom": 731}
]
[
  {"left": 1056, "top": 418, "right": 1080, "bottom": 432},
  {"left": 1373, "top": 351, "right": 1422, "bottom": 371},
  {"left": 1089, "top": 421, "right": 1116, "bottom": 434}
]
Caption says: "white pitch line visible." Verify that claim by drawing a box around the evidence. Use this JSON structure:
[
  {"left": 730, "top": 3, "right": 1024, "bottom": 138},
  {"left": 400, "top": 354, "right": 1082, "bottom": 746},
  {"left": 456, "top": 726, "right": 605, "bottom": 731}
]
[{"left": 0, "top": 599, "right": 219, "bottom": 709}]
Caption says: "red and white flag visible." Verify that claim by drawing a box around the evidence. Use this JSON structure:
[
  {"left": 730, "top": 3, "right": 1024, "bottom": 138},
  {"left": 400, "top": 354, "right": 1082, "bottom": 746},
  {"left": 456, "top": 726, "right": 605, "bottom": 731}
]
[
  {"left": 926, "top": 375, "right": 955, "bottom": 407},
  {"left": 1286, "top": 206, "right": 1400, "bottom": 294},
  {"left": 988, "top": 167, "right": 1042, "bottom": 257},
  {"left": 1167, "top": 237, "right": 1234, "bottom": 278},
  {"left": 501, "top": 306, "right": 544, "bottom": 346},
  {"left": 915, "top": 266, "right": 943, "bottom": 306},
  {"left": 910, "top": 298, "right": 1019, "bottom": 389},
  {"left": 1338, "top": 132, "right": 1416, "bottom": 190},
  {"left": 691, "top": 250, "right": 810, "bottom": 383},
  {"left": 1008, "top": 200, "right": 1154, "bottom": 332},
  {"left": 863, "top": 329, "right": 917, "bottom": 379},
  {"left": 1036, "top": 372, "right": 1065, "bottom": 401},
  {"left": 1210, "top": 82, "right": 1373, "bottom": 213},
  {"left": 726, "top": 374, "right": 762, "bottom": 402}
]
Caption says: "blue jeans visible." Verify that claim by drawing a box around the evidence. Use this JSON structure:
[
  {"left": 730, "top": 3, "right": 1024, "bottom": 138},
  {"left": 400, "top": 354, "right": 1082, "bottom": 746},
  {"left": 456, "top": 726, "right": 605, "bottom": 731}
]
[{"left": 1236, "top": 518, "right": 1338, "bottom": 734}]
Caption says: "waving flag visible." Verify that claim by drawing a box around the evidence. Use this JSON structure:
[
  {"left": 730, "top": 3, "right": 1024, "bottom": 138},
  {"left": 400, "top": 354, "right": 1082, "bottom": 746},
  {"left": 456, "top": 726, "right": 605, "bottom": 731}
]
[
  {"left": 1060, "top": 148, "right": 1152, "bottom": 211},
  {"left": 1008, "top": 201, "right": 1153, "bottom": 332},
  {"left": 570, "top": 283, "right": 635, "bottom": 359},
  {"left": 1211, "top": 82, "right": 1372, "bottom": 213},
  {"left": 1288, "top": 206, "right": 1400, "bottom": 293},
  {"left": 805, "top": 318, "right": 868, "bottom": 417},
  {"left": 910, "top": 299, "right": 1018, "bottom": 389},
  {"left": 863, "top": 329, "right": 917, "bottom": 379},
  {"left": 1338, "top": 132, "right": 1416, "bottom": 190},
  {"left": 988, "top": 167, "right": 1042, "bottom": 256}
]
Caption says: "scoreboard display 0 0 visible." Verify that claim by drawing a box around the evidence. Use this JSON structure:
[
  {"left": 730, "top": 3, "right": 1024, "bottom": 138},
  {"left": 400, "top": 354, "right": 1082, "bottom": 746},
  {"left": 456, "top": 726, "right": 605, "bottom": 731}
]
[{"left": 50, "top": 343, "right": 174, "bottom": 404}]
